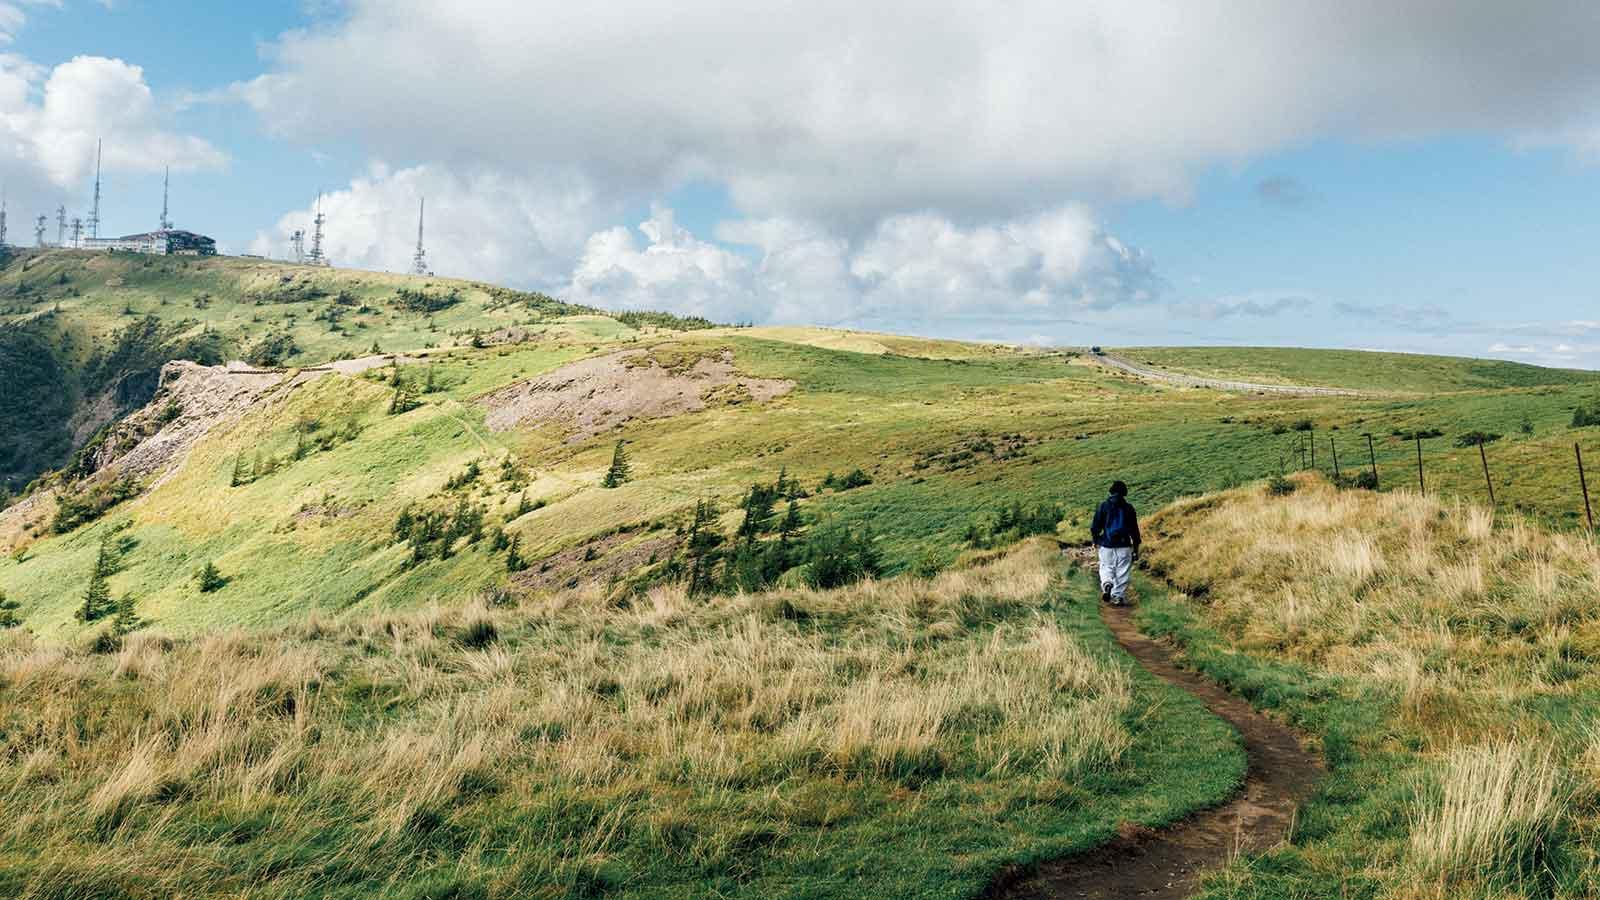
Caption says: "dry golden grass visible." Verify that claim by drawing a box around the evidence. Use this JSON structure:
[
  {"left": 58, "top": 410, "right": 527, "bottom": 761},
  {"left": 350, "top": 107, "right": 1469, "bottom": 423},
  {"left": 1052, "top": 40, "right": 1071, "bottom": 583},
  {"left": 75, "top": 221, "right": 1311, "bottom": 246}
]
[
  {"left": 1148, "top": 476, "right": 1600, "bottom": 736},
  {"left": 1408, "top": 742, "right": 1568, "bottom": 893},
  {"left": 0, "top": 538, "right": 1133, "bottom": 897},
  {"left": 1147, "top": 475, "right": 1600, "bottom": 897}
]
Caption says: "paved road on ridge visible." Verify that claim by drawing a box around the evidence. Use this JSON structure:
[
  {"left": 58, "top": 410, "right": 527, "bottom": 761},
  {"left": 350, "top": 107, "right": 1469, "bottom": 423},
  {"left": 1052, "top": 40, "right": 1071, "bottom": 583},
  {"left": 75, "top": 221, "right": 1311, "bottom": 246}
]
[{"left": 1093, "top": 352, "right": 1363, "bottom": 397}]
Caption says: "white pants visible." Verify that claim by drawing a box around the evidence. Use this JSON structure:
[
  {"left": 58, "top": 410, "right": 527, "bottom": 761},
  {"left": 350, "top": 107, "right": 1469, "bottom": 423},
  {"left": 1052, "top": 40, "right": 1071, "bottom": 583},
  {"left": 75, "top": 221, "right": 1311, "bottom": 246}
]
[{"left": 1097, "top": 546, "right": 1134, "bottom": 601}]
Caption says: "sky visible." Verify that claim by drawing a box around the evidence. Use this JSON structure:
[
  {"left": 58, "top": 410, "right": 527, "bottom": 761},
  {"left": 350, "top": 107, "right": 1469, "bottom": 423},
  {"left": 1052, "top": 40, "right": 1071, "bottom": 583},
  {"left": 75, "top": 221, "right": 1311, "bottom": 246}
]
[{"left": 4, "top": 1, "right": 1600, "bottom": 367}]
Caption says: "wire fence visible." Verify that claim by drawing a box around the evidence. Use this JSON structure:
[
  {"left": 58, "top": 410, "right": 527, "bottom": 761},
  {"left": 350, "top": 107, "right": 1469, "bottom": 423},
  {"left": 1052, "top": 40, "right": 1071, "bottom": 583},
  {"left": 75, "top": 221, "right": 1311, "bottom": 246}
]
[{"left": 1277, "top": 426, "right": 1595, "bottom": 532}]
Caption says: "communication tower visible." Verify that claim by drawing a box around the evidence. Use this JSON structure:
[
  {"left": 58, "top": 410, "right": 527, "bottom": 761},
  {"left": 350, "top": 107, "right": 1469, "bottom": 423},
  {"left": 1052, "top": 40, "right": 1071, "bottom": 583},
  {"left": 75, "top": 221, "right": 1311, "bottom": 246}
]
[
  {"left": 1, "top": 189, "right": 8, "bottom": 247},
  {"left": 160, "top": 166, "right": 172, "bottom": 231},
  {"left": 56, "top": 206, "right": 66, "bottom": 246},
  {"left": 305, "top": 194, "right": 329, "bottom": 267},
  {"left": 87, "top": 139, "right": 102, "bottom": 239},
  {"left": 411, "top": 197, "right": 429, "bottom": 275},
  {"left": 290, "top": 229, "right": 305, "bottom": 263},
  {"left": 71, "top": 218, "right": 83, "bottom": 248},
  {"left": 34, "top": 215, "right": 47, "bottom": 247}
]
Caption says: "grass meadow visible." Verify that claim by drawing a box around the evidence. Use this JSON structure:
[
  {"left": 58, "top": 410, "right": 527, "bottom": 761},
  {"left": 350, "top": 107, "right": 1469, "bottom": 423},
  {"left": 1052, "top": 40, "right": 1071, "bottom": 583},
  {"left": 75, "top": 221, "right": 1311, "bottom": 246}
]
[
  {"left": 1139, "top": 476, "right": 1600, "bottom": 899},
  {"left": 0, "top": 540, "right": 1245, "bottom": 898}
]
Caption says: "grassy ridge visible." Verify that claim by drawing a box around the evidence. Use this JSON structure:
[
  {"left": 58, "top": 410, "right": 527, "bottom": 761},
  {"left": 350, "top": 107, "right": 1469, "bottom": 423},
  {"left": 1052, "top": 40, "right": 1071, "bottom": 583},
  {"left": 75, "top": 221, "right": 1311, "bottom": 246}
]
[
  {"left": 0, "top": 541, "right": 1244, "bottom": 899},
  {"left": 1122, "top": 346, "right": 1600, "bottom": 393},
  {"left": 7, "top": 319, "right": 1600, "bottom": 636},
  {"left": 1138, "top": 477, "right": 1600, "bottom": 898}
]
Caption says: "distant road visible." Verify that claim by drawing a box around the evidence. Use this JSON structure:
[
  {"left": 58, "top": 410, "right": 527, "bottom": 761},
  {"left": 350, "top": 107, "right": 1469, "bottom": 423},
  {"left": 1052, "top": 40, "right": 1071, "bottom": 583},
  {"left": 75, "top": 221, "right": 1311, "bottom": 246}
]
[{"left": 1092, "top": 352, "right": 1363, "bottom": 397}]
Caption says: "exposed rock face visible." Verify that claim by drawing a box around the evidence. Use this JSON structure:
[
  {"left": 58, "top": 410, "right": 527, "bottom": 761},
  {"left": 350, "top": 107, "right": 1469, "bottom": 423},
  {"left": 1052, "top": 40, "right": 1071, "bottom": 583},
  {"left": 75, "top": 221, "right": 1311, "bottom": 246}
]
[
  {"left": 479, "top": 348, "right": 794, "bottom": 442},
  {"left": 87, "top": 362, "right": 284, "bottom": 484}
]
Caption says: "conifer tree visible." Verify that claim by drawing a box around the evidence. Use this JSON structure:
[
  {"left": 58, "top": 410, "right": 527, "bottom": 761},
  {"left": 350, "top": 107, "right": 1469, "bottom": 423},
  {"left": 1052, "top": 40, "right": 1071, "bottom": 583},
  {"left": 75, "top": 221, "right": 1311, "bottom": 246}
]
[
  {"left": 77, "top": 537, "right": 114, "bottom": 623},
  {"left": 394, "top": 504, "right": 416, "bottom": 541},
  {"left": 195, "top": 561, "right": 226, "bottom": 593},
  {"left": 685, "top": 499, "right": 724, "bottom": 596},
  {"left": 230, "top": 454, "right": 248, "bottom": 487},
  {"left": 110, "top": 594, "right": 141, "bottom": 636},
  {"left": 778, "top": 499, "right": 804, "bottom": 554},
  {"left": 0, "top": 590, "right": 21, "bottom": 628},
  {"left": 601, "top": 440, "right": 631, "bottom": 488},
  {"left": 505, "top": 534, "right": 527, "bottom": 572}
]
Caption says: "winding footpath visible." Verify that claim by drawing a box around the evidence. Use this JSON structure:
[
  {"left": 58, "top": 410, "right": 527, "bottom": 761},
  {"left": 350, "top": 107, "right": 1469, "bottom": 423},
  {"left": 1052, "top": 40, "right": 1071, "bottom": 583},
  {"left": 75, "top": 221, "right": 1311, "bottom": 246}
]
[
  {"left": 1094, "top": 352, "right": 1362, "bottom": 397},
  {"left": 993, "top": 600, "right": 1324, "bottom": 899}
]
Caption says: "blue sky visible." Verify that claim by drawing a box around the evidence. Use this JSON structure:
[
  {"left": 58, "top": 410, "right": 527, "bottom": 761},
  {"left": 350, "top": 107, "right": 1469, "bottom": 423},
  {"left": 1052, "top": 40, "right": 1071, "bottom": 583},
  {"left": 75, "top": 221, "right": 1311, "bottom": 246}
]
[{"left": 6, "top": 1, "right": 1600, "bottom": 367}]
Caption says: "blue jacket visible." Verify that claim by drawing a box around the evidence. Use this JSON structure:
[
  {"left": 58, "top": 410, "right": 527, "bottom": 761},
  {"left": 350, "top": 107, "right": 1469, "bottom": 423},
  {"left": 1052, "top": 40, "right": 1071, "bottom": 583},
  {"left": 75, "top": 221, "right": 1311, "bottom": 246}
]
[{"left": 1091, "top": 495, "right": 1141, "bottom": 549}]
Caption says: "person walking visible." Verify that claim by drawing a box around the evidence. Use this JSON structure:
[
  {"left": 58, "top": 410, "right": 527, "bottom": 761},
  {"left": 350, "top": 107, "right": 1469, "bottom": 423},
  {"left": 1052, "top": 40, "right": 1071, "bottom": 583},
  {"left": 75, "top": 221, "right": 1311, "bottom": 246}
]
[{"left": 1090, "top": 480, "right": 1141, "bottom": 605}]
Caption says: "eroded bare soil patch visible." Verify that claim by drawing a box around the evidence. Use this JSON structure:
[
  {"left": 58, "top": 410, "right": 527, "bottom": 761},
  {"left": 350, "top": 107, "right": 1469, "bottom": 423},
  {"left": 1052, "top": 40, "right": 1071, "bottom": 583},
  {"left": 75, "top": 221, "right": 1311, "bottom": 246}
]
[{"left": 478, "top": 348, "right": 793, "bottom": 442}]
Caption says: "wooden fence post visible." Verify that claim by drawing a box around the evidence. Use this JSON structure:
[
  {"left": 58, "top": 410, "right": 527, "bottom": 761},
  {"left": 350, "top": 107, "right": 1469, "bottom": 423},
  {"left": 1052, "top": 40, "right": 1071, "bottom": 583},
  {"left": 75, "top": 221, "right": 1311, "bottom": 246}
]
[
  {"left": 1579, "top": 443, "right": 1594, "bottom": 531},
  {"left": 1415, "top": 435, "right": 1425, "bottom": 495},
  {"left": 1310, "top": 428, "right": 1316, "bottom": 470},
  {"left": 1331, "top": 436, "right": 1341, "bottom": 480},
  {"left": 1478, "top": 437, "right": 1495, "bottom": 506},
  {"left": 1365, "top": 433, "right": 1379, "bottom": 487}
]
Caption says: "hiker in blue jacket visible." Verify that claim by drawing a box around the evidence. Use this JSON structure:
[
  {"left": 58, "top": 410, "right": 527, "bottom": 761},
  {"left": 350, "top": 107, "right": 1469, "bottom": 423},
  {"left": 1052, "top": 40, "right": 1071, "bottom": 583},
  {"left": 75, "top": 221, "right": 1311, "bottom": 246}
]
[{"left": 1090, "top": 480, "right": 1141, "bottom": 605}]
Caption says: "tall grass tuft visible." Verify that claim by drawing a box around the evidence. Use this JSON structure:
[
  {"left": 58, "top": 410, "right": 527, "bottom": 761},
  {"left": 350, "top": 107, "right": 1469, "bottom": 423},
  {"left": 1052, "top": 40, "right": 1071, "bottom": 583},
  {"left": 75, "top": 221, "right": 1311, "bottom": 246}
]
[{"left": 1408, "top": 742, "right": 1570, "bottom": 892}]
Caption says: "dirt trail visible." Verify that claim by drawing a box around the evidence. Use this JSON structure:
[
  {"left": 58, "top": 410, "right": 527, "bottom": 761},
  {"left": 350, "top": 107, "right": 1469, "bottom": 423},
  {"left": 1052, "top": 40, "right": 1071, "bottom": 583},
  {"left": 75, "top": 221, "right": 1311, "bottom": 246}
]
[
  {"left": 1094, "top": 352, "right": 1362, "bottom": 397},
  {"left": 992, "top": 601, "right": 1322, "bottom": 899}
]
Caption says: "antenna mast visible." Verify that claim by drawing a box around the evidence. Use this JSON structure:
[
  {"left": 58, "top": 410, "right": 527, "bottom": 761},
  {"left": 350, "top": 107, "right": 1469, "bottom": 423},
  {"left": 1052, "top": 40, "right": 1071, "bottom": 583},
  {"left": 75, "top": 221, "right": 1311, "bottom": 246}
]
[
  {"left": 1, "top": 189, "right": 8, "bottom": 247},
  {"left": 71, "top": 218, "right": 83, "bottom": 248},
  {"left": 56, "top": 206, "right": 66, "bottom": 246},
  {"left": 160, "top": 166, "right": 172, "bottom": 231},
  {"left": 290, "top": 229, "right": 305, "bottom": 263},
  {"left": 34, "top": 215, "right": 47, "bottom": 248},
  {"left": 305, "top": 194, "right": 329, "bottom": 266},
  {"left": 411, "top": 197, "right": 428, "bottom": 275},
  {"left": 87, "top": 139, "right": 102, "bottom": 239}
]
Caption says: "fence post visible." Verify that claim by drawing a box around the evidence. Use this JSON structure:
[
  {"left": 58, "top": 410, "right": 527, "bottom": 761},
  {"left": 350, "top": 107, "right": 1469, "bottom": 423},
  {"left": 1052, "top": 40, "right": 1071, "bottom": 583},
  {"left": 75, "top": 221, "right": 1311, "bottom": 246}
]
[
  {"left": 1415, "top": 435, "right": 1425, "bottom": 495},
  {"left": 1580, "top": 443, "right": 1594, "bottom": 531},
  {"left": 1331, "top": 436, "right": 1341, "bottom": 480},
  {"left": 1478, "top": 437, "right": 1495, "bottom": 506},
  {"left": 1310, "top": 427, "right": 1316, "bottom": 470},
  {"left": 1365, "top": 433, "right": 1379, "bottom": 487}
]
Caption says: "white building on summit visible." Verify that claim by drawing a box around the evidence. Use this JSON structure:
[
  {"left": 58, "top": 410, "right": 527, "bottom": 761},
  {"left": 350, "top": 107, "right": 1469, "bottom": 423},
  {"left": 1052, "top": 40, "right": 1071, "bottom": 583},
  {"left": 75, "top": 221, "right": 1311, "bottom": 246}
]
[{"left": 82, "top": 229, "right": 217, "bottom": 256}]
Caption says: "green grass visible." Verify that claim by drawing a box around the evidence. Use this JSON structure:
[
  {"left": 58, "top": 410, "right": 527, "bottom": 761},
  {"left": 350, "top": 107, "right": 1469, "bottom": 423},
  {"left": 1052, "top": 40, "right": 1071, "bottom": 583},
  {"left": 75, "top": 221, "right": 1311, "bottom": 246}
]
[
  {"left": 0, "top": 549, "right": 1245, "bottom": 899},
  {"left": 1121, "top": 346, "right": 1600, "bottom": 393},
  {"left": 1133, "top": 481, "right": 1600, "bottom": 898}
]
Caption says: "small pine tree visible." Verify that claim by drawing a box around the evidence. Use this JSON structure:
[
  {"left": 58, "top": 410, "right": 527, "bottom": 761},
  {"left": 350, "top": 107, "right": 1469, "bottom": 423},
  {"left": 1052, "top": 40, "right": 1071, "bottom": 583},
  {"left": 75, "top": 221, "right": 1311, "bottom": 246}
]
[
  {"left": 394, "top": 504, "right": 416, "bottom": 541},
  {"left": 388, "top": 387, "right": 418, "bottom": 415},
  {"left": 424, "top": 365, "right": 438, "bottom": 393},
  {"left": 195, "top": 561, "right": 226, "bottom": 593},
  {"left": 505, "top": 534, "right": 527, "bottom": 572},
  {"left": 777, "top": 499, "right": 804, "bottom": 557},
  {"left": 515, "top": 492, "right": 534, "bottom": 517},
  {"left": 110, "top": 594, "right": 142, "bottom": 636},
  {"left": 0, "top": 590, "right": 21, "bottom": 628},
  {"left": 230, "top": 454, "right": 248, "bottom": 487},
  {"left": 601, "top": 440, "right": 631, "bottom": 489},
  {"left": 77, "top": 538, "right": 114, "bottom": 623}
]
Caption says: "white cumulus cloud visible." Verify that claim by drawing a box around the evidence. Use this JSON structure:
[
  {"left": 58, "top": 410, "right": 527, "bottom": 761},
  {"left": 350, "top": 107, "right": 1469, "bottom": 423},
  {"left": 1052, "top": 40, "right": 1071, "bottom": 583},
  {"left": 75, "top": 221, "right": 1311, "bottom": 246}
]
[
  {"left": 563, "top": 203, "right": 1160, "bottom": 328},
  {"left": 249, "top": 163, "right": 614, "bottom": 286},
  {"left": 0, "top": 53, "right": 225, "bottom": 227}
]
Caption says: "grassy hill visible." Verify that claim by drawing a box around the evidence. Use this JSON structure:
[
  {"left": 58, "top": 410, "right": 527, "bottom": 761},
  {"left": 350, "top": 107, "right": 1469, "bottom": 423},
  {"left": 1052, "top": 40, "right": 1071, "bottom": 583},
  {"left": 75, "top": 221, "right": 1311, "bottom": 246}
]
[
  {"left": 1122, "top": 345, "right": 1599, "bottom": 393},
  {"left": 3, "top": 250, "right": 1600, "bottom": 896},
  {"left": 2, "top": 251, "right": 1600, "bottom": 638},
  {"left": 0, "top": 248, "right": 702, "bottom": 493},
  {"left": 1138, "top": 476, "right": 1600, "bottom": 897}
]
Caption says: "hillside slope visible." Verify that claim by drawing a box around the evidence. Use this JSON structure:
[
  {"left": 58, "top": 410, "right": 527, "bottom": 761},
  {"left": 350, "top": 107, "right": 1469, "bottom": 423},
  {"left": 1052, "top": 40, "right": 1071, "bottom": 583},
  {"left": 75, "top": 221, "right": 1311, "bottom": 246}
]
[
  {"left": 0, "top": 248, "right": 700, "bottom": 491},
  {"left": 1138, "top": 476, "right": 1600, "bottom": 897},
  {"left": 2, "top": 252, "right": 1600, "bottom": 640}
]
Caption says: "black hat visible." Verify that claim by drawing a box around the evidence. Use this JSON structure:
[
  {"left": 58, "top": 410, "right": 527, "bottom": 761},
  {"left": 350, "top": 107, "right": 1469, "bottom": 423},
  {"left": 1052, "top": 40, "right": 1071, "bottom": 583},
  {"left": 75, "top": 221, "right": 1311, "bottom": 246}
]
[{"left": 1109, "top": 480, "right": 1128, "bottom": 496}]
